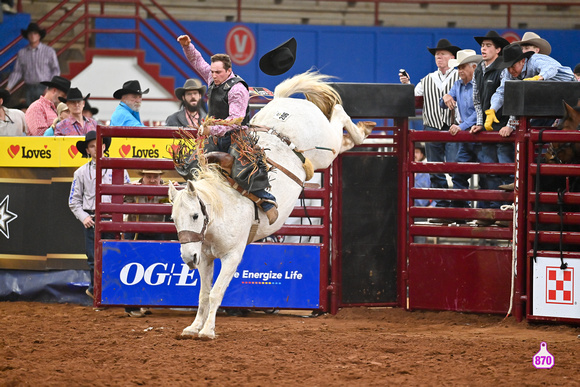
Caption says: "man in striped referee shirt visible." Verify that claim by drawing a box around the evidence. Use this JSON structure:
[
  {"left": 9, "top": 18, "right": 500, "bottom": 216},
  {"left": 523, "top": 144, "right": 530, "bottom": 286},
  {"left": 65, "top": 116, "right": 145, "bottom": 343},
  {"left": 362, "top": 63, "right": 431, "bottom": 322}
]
[{"left": 400, "top": 39, "right": 460, "bottom": 209}]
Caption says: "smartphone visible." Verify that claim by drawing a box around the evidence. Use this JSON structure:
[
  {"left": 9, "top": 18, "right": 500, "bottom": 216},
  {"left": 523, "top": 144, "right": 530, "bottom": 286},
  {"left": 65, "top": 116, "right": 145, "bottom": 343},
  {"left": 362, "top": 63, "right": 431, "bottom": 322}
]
[{"left": 399, "top": 69, "right": 409, "bottom": 78}]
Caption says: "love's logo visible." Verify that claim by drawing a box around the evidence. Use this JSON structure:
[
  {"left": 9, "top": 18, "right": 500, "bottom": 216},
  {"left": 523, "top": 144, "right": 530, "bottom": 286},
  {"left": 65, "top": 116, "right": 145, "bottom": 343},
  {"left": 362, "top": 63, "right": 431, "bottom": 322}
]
[
  {"left": 119, "top": 144, "right": 131, "bottom": 158},
  {"left": 8, "top": 145, "right": 20, "bottom": 158},
  {"left": 68, "top": 145, "right": 79, "bottom": 158}
]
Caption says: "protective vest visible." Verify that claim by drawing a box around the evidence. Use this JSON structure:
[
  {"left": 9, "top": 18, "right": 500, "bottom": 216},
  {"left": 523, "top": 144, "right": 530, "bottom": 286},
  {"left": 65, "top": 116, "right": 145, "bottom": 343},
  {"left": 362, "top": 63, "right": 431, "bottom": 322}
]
[
  {"left": 207, "top": 76, "right": 250, "bottom": 125},
  {"left": 473, "top": 59, "right": 509, "bottom": 130}
]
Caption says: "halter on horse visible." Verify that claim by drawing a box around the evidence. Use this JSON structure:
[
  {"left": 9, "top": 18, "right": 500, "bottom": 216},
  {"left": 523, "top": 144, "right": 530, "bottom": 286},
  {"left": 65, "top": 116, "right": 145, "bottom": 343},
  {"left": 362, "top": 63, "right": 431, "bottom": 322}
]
[{"left": 168, "top": 71, "right": 375, "bottom": 339}]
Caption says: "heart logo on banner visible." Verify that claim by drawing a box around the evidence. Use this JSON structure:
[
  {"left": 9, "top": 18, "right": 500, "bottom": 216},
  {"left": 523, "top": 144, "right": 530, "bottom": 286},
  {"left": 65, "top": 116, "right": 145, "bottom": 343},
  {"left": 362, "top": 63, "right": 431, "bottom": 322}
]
[
  {"left": 8, "top": 145, "right": 20, "bottom": 158},
  {"left": 119, "top": 145, "right": 131, "bottom": 158},
  {"left": 68, "top": 145, "right": 78, "bottom": 158}
]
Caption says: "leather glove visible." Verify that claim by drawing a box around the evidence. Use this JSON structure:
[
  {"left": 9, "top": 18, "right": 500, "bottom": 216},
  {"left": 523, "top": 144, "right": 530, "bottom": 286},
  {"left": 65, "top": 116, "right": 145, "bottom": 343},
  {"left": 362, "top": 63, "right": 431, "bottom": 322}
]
[
  {"left": 523, "top": 75, "right": 542, "bottom": 81},
  {"left": 484, "top": 109, "right": 499, "bottom": 131}
]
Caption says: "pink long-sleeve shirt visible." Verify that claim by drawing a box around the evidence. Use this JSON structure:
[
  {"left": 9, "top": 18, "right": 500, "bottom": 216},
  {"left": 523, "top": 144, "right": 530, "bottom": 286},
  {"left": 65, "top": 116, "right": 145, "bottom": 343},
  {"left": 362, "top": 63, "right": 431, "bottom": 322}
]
[{"left": 182, "top": 43, "right": 249, "bottom": 136}]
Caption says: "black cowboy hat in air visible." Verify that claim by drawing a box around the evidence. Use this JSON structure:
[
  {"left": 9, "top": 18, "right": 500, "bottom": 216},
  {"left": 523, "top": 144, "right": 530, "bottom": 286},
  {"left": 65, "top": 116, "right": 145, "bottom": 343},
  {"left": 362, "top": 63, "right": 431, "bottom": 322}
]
[
  {"left": 174, "top": 78, "right": 207, "bottom": 100},
  {"left": 59, "top": 87, "right": 90, "bottom": 103},
  {"left": 427, "top": 39, "right": 461, "bottom": 57},
  {"left": 259, "top": 37, "right": 297, "bottom": 76},
  {"left": 76, "top": 130, "right": 111, "bottom": 158},
  {"left": 113, "top": 80, "right": 150, "bottom": 99},
  {"left": 21, "top": 22, "right": 47, "bottom": 40},
  {"left": 496, "top": 43, "right": 535, "bottom": 70},
  {"left": 474, "top": 30, "right": 510, "bottom": 52},
  {"left": 40, "top": 76, "right": 71, "bottom": 93},
  {"left": 0, "top": 88, "right": 10, "bottom": 105},
  {"left": 83, "top": 101, "right": 99, "bottom": 115}
]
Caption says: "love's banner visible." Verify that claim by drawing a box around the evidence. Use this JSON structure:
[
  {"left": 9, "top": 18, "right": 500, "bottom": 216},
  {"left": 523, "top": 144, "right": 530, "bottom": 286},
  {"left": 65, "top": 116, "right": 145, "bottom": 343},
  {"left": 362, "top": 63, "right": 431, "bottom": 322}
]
[{"left": 1, "top": 136, "right": 178, "bottom": 168}]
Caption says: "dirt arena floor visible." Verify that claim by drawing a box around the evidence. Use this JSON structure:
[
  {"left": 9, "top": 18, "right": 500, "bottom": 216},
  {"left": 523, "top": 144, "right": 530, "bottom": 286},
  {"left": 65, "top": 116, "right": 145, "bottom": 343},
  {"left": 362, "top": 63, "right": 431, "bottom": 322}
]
[{"left": 1, "top": 302, "right": 579, "bottom": 386}]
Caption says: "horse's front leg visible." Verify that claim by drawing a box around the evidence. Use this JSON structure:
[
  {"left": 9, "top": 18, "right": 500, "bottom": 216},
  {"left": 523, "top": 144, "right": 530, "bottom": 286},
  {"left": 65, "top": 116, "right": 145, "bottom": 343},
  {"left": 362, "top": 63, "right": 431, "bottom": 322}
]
[
  {"left": 182, "top": 257, "right": 214, "bottom": 337},
  {"left": 198, "top": 250, "right": 243, "bottom": 339}
]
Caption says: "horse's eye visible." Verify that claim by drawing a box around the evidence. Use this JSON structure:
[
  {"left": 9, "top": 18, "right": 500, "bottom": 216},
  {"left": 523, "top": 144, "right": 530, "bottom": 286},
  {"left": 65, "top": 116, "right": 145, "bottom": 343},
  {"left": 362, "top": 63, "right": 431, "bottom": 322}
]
[{"left": 193, "top": 214, "right": 199, "bottom": 221}]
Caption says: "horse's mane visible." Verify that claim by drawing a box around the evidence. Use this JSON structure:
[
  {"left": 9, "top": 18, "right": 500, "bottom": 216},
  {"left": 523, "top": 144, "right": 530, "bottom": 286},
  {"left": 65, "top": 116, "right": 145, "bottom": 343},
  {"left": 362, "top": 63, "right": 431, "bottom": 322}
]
[
  {"left": 188, "top": 166, "right": 228, "bottom": 216},
  {"left": 273, "top": 70, "right": 342, "bottom": 120}
]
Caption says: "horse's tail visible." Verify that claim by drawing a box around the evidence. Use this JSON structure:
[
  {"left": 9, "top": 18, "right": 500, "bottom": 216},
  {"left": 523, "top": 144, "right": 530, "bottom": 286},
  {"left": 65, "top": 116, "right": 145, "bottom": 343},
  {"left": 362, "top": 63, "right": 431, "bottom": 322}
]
[{"left": 273, "top": 69, "right": 342, "bottom": 120}]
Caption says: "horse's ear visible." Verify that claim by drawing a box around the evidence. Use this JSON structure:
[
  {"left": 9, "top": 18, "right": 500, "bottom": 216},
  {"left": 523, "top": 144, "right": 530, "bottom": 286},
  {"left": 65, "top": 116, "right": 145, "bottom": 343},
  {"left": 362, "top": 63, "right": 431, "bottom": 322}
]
[
  {"left": 563, "top": 100, "right": 574, "bottom": 115},
  {"left": 168, "top": 181, "right": 178, "bottom": 204},
  {"left": 187, "top": 180, "right": 196, "bottom": 195}
]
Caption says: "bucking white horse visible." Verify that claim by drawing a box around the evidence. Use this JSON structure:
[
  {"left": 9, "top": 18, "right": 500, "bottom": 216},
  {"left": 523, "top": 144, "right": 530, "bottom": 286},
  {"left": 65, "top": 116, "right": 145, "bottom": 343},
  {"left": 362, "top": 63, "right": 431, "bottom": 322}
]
[{"left": 168, "top": 71, "right": 375, "bottom": 339}]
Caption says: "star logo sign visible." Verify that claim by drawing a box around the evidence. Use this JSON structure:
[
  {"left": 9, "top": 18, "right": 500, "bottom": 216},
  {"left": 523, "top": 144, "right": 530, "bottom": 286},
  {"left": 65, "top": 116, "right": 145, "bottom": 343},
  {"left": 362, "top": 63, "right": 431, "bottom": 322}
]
[{"left": 0, "top": 195, "right": 18, "bottom": 239}]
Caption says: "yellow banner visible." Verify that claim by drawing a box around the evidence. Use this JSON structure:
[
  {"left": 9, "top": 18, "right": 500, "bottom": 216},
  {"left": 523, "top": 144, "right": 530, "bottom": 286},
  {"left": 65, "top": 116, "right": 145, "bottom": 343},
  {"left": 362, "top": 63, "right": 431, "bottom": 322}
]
[{"left": 0, "top": 137, "right": 177, "bottom": 168}]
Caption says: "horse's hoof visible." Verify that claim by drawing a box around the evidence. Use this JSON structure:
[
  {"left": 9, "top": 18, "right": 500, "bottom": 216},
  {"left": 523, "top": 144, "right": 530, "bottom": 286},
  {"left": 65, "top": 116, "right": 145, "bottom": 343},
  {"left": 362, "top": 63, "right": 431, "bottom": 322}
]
[
  {"left": 198, "top": 330, "right": 216, "bottom": 340},
  {"left": 358, "top": 121, "right": 376, "bottom": 135},
  {"left": 181, "top": 327, "right": 199, "bottom": 336}
]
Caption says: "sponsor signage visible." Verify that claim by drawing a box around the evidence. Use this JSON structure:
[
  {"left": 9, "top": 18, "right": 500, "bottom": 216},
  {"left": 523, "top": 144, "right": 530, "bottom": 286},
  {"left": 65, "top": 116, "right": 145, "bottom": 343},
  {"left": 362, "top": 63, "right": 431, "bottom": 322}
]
[
  {"left": 1, "top": 137, "right": 179, "bottom": 168},
  {"left": 533, "top": 256, "right": 579, "bottom": 319},
  {"left": 100, "top": 241, "right": 320, "bottom": 308},
  {"left": 225, "top": 25, "right": 256, "bottom": 66}
]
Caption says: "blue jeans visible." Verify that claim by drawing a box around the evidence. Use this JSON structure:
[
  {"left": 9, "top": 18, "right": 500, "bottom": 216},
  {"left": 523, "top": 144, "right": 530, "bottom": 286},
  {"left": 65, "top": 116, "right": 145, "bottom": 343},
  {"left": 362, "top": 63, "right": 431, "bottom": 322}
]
[
  {"left": 480, "top": 142, "right": 514, "bottom": 208},
  {"left": 25, "top": 83, "right": 47, "bottom": 106},
  {"left": 84, "top": 226, "right": 115, "bottom": 294},
  {"left": 424, "top": 126, "right": 459, "bottom": 207}
]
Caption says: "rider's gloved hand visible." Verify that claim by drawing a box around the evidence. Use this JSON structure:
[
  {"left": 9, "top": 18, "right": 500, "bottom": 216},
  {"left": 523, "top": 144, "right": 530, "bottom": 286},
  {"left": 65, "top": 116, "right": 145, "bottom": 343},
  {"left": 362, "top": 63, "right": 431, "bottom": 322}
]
[
  {"left": 484, "top": 109, "right": 499, "bottom": 131},
  {"left": 523, "top": 75, "right": 542, "bottom": 81}
]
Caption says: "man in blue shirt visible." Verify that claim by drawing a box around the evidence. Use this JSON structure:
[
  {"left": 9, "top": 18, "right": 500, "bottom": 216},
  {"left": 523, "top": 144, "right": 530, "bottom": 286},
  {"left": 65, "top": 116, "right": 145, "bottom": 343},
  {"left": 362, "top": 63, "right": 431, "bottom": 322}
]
[
  {"left": 110, "top": 80, "right": 149, "bottom": 126},
  {"left": 490, "top": 43, "right": 575, "bottom": 135},
  {"left": 438, "top": 49, "right": 482, "bottom": 214}
]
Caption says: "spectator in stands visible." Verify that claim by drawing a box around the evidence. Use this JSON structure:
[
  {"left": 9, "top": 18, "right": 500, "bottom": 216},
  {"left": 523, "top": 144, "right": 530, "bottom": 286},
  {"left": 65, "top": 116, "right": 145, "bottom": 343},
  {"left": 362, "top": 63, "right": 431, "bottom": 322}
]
[
  {"left": 110, "top": 80, "right": 148, "bottom": 126},
  {"left": 513, "top": 32, "right": 551, "bottom": 55},
  {"left": 470, "top": 31, "right": 510, "bottom": 226},
  {"left": 573, "top": 63, "right": 580, "bottom": 81},
  {"left": 0, "top": 88, "right": 27, "bottom": 136},
  {"left": 24, "top": 75, "right": 70, "bottom": 136},
  {"left": 399, "top": 38, "right": 460, "bottom": 210},
  {"left": 54, "top": 87, "right": 97, "bottom": 136},
  {"left": 68, "top": 131, "right": 130, "bottom": 303},
  {"left": 438, "top": 49, "right": 482, "bottom": 217},
  {"left": 177, "top": 34, "right": 278, "bottom": 225},
  {"left": 43, "top": 102, "right": 69, "bottom": 136},
  {"left": 2, "top": 0, "right": 17, "bottom": 14},
  {"left": 6, "top": 23, "right": 60, "bottom": 106},
  {"left": 83, "top": 100, "right": 99, "bottom": 119},
  {"left": 165, "top": 78, "right": 207, "bottom": 127}
]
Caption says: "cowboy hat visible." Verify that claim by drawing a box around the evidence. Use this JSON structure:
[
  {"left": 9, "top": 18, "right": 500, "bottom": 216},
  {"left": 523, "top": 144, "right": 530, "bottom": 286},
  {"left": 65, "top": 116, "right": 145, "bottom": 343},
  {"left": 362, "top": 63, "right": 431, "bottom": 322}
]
[
  {"left": 513, "top": 32, "right": 551, "bottom": 55},
  {"left": 138, "top": 170, "right": 164, "bottom": 175},
  {"left": 59, "top": 87, "right": 90, "bottom": 103},
  {"left": 474, "top": 30, "right": 510, "bottom": 51},
  {"left": 174, "top": 78, "right": 206, "bottom": 100},
  {"left": 427, "top": 39, "right": 460, "bottom": 57},
  {"left": 76, "top": 130, "right": 111, "bottom": 158},
  {"left": 448, "top": 49, "right": 483, "bottom": 68},
  {"left": 0, "top": 88, "right": 10, "bottom": 105},
  {"left": 113, "top": 80, "right": 150, "bottom": 99},
  {"left": 40, "top": 76, "right": 71, "bottom": 93},
  {"left": 497, "top": 43, "right": 535, "bottom": 69},
  {"left": 83, "top": 101, "right": 99, "bottom": 115},
  {"left": 259, "top": 37, "right": 297, "bottom": 76},
  {"left": 21, "top": 22, "right": 46, "bottom": 40}
]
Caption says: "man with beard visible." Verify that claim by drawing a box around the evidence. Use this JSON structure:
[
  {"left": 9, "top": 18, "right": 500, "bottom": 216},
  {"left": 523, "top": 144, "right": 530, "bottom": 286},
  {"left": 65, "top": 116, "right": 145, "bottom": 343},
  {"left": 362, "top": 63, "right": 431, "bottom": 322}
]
[
  {"left": 165, "top": 78, "right": 207, "bottom": 127},
  {"left": 110, "top": 80, "right": 149, "bottom": 126}
]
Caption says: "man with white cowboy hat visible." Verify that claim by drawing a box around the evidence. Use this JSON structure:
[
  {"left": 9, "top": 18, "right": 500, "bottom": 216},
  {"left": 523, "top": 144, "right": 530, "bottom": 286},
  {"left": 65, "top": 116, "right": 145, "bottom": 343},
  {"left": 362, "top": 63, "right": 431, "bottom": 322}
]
[
  {"left": 68, "top": 131, "right": 130, "bottom": 302},
  {"left": 110, "top": 80, "right": 149, "bottom": 127},
  {"left": 513, "top": 32, "right": 551, "bottom": 55},
  {"left": 6, "top": 22, "right": 60, "bottom": 105},
  {"left": 438, "top": 49, "right": 484, "bottom": 215},
  {"left": 165, "top": 78, "right": 207, "bottom": 127},
  {"left": 54, "top": 87, "right": 97, "bottom": 136},
  {"left": 400, "top": 38, "right": 460, "bottom": 210}
]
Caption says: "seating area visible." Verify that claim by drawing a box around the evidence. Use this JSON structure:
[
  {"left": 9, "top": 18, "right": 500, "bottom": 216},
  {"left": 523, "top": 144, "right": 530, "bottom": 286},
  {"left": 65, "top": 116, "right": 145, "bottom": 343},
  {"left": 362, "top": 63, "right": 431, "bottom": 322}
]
[{"left": 15, "top": 0, "right": 580, "bottom": 30}]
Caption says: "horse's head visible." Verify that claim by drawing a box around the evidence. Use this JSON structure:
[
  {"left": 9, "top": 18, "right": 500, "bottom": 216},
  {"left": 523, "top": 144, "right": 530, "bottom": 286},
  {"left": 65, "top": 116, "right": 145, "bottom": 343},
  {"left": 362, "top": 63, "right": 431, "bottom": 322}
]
[
  {"left": 547, "top": 101, "right": 580, "bottom": 164},
  {"left": 169, "top": 180, "right": 209, "bottom": 270}
]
